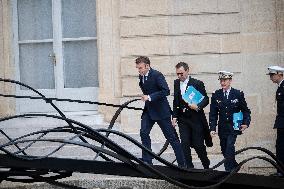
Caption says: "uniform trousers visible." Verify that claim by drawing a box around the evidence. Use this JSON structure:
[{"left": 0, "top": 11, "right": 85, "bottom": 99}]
[
  {"left": 276, "top": 128, "right": 284, "bottom": 175},
  {"left": 219, "top": 134, "right": 238, "bottom": 171}
]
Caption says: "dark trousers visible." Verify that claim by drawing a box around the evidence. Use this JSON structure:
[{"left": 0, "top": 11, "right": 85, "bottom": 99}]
[
  {"left": 140, "top": 112, "right": 186, "bottom": 167},
  {"left": 178, "top": 116, "right": 210, "bottom": 169},
  {"left": 219, "top": 134, "right": 238, "bottom": 171},
  {"left": 276, "top": 128, "right": 284, "bottom": 174}
]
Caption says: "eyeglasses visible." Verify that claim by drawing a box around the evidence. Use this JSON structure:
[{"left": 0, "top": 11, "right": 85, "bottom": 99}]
[{"left": 176, "top": 73, "right": 184, "bottom": 76}]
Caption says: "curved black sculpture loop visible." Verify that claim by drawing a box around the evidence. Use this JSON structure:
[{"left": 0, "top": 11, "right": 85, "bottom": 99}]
[
  {"left": 0, "top": 78, "right": 112, "bottom": 161},
  {"left": 1, "top": 114, "right": 284, "bottom": 189},
  {"left": 0, "top": 78, "right": 283, "bottom": 189}
]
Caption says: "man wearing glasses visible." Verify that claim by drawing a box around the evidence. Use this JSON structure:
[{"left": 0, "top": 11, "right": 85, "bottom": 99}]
[
  {"left": 172, "top": 62, "right": 212, "bottom": 169},
  {"left": 267, "top": 66, "right": 284, "bottom": 178}
]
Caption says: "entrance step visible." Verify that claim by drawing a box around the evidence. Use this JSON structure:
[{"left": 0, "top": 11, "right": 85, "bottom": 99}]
[{"left": 0, "top": 111, "right": 123, "bottom": 138}]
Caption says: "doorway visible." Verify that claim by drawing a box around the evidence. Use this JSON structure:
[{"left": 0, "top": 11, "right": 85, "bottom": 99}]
[{"left": 12, "top": 0, "right": 99, "bottom": 113}]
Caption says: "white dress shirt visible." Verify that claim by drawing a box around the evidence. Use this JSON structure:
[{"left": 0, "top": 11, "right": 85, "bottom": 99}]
[
  {"left": 143, "top": 70, "right": 150, "bottom": 83},
  {"left": 142, "top": 69, "right": 151, "bottom": 101},
  {"left": 180, "top": 76, "right": 189, "bottom": 95}
]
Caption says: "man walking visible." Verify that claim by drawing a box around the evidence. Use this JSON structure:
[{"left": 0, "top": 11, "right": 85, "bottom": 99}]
[
  {"left": 267, "top": 66, "right": 284, "bottom": 178},
  {"left": 172, "top": 62, "right": 212, "bottom": 169},
  {"left": 135, "top": 56, "right": 186, "bottom": 167},
  {"left": 209, "top": 71, "right": 251, "bottom": 172}
]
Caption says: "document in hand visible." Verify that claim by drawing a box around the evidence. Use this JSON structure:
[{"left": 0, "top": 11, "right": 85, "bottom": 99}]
[
  {"left": 233, "top": 112, "right": 243, "bottom": 130},
  {"left": 182, "top": 86, "right": 204, "bottom": 105}
]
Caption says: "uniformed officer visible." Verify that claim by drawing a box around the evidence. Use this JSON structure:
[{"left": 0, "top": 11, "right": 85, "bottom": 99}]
[
  {"left": 209, "top": 71, "right": 251, "bottom": 172},
  {"left": 267, "top": 66, "right": 284, "bottom": 177}
]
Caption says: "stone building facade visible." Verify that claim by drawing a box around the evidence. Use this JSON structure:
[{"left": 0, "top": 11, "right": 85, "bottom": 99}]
[{"left": 0, "top": 0, "right": 283, "bottom": 174}]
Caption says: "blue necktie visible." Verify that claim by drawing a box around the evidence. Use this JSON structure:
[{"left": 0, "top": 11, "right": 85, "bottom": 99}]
[{"left": 143, "top": 75, "right": 147, "bottom": 83}]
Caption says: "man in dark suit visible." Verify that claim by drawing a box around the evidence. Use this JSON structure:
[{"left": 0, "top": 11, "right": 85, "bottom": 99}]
[
  {"left": 135, "top": 56, "right": 186, "bottom": 167},
  {"left": 267, "top": 66, "right": 284, "bottom": 178},
  {"left": 209, "top": 71, "right": 251, "bottom": 172},
  {"left": 172, "top": 62, "right": 212, "bottom": 169}
]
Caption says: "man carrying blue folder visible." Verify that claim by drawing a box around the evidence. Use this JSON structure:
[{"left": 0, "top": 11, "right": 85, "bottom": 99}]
[
  {"left": 209, "top": 71, "right": 251, "bottom": 172},
  {"left": 172, "top": 62, "right": 212, "bottom": 169}
]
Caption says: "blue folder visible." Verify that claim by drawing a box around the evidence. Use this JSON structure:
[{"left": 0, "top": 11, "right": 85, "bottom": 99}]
[
  {"left": 182, "top": 86, "right": 204, "bottom": 105},
  {"left": 233, "top": 111, "right": 243, "bottom": 130}
]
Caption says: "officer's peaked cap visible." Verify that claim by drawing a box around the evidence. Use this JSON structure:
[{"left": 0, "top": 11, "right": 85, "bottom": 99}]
[
  {"left": 267, "top": 66, "right": 284, "bottom": 75},
  {"left": 218, "top": 71, "right": 233, "bottom": 80}
]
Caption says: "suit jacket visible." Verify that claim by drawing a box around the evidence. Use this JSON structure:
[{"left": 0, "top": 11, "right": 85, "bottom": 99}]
[
  {"left": 139, "top": 68, "right": 171, "bottom": 120},
  {"left": 209, "top": 88, "right": 251, "bottom": 136},
  {"left": 173, "top": 77, "right": 213, "bottom": 147},
  {"left": 274, "top": 81, "right": 284, "bottom": 129}
]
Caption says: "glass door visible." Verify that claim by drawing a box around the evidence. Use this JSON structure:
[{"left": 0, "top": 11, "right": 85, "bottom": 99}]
[
  {"left": 13, "top": 0, "right": 98, "bottom": 113},
  {"left": 57, "top": 0, "right": 98, "bottom": 112}
]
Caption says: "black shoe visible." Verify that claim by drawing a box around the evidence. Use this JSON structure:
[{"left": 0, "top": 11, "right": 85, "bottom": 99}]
[
  {"left": 270, "top": 173, "right": 284, "bottom": 178},
  {"left": 186, "top": 164, "right": 194, "bottom": 170},
  {"left": 138, "top": 158, "right": 153, "bottom": 165},
  {"left": 203, "top": 164, "right": 209, "bottom": 169},
  {"left": 186, "top": 162, "right": 194, "bottom": 169},
  {"left": 202, "top": 159, "right": 210, "bottom": 169},
  {"left": 178, "top": 163, "right": 187, "bottom": 169}
]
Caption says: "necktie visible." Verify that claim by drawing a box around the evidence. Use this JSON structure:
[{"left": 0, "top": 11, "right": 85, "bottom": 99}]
[
  {"left": 143, "top": 75, "right": 147, "bottom": 83},
  {"left": 224, "top": 91, "right": 228, "bottom": 99}
]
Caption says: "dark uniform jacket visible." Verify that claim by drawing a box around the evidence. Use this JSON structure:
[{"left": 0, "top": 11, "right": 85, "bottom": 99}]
[
  {"left": 173, "top": 77, "right": 213, "bottom": 147},
  {"left": 209, "top": 88, "right": 251, "bottom": 136},
  {"left": 139, "top": 68, "right": 171, "bottom": 120},
  {"left": 274, "top": 81, "right": 284, "bottom": 129}
]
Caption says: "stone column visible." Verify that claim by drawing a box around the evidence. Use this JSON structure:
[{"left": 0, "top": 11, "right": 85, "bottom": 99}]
[
  {"left": 0, "top": 0, "right": 15, "bottom": 117},
  {"left": 97, "top": 0, "right": 121, "bottom": 122}
]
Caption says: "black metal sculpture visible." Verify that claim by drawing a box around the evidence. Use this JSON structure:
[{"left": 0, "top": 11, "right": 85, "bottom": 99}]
[{"left": 0, "top": 78, "right": 283, "bottom": 189}]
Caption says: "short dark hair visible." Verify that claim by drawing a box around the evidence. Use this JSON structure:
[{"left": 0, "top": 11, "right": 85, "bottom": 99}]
[
  {"left": 175, "top": 62, "right": 189, "bottom": 71},
  {"left": 135, "top": 56, "right": 150, "bottom": 65}
]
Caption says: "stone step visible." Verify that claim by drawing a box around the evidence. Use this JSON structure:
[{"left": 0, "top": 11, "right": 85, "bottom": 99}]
[
  {"left": 0, "top": 111, "right": 105, "bottom": 128},
  {"left": 0, "top": 173, "right": 180, "bottom": 189},
  {"left": 0, "top": 112, "right": 123, "bottom": 139}
]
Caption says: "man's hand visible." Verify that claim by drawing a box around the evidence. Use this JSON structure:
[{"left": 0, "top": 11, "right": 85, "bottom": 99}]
[
  {"left": 210, "top": 131, "right": 217, "bottom": 138},
  {"left": 171, "top": 118, "right": 177, "bottom": 127},
  {"left": 240, "top": 124, "right": 248, "bottom": 131},
  {"left": 141, "top": 95, "right": 149, "bottom": 102},
  {"left": 188, "top": 103, "right": 199, "bottom": 111}
]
